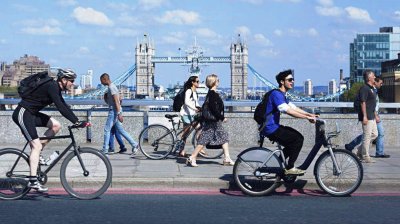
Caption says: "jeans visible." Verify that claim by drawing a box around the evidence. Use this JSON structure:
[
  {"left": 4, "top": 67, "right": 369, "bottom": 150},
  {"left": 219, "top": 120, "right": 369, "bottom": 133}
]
[
  {"left": 375, "top": 121, "right": 385, "bottom": 156},
  {"left": 102, "top": 109, "right": 137, "bottom": 153},
  {"left": 266, "top": 125, "right": 304, "bottom": 169},
  {"left": 109, "top": 125, "right": 126, "bottom": 151},
  {"left": 347, "top": 135, "right": 363, "bottom": 150}
]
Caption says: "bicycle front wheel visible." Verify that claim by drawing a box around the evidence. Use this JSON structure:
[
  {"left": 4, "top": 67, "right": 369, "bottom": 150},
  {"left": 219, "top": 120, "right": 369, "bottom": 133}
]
[
  {"left": 314, "top": 149, "right": 363, "bottom": 196},
  {"left": 60, "top": 147, "right": 112, "bottom": 200},
  {"left": 191, "top": 128, "right": 224, "bottom": 159},
  {"left": 139, "top": 124, "right": 174, "bottom": 160},
  {"left": 233, "top": 147, "right": 282, "bottom": 196},
  {"left": 0, "top": 148, "right": 30, "bottom": 200}
]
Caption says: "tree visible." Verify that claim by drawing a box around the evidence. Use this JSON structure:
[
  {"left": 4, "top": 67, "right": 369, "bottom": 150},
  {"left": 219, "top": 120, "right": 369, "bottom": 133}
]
[{"left": 341, "top": 82, "right": 363, "bottom": 102}]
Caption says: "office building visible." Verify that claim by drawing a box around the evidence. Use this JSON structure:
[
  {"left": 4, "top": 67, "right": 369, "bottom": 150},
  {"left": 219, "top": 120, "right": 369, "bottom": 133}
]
[
  {"left": 81, "top": 69, "right": 93, "bottom": 89},
  {"left": 381, "top": 53, "right": 400, "bottom": 102},
  {"left": 304, "top": 79, "right": 313, "bottom": 96},
  {"left": 329, "top": 79, "right": 337, "bottom": 95},
  {"left": 350, "top": 27, "right": 400, "bottom": 84},
  {"left": 0, "top": 55, "right": 51, "bottom": 87}
]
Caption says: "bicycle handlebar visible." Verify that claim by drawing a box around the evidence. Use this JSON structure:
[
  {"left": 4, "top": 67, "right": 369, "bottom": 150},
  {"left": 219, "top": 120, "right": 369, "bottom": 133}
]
[{"left": 69, "top": 121, "right": 91, "bottom": 129}]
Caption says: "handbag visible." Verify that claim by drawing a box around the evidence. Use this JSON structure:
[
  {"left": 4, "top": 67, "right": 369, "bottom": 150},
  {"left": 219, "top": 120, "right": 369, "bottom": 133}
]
[{"left": 201, "top": 96, "right": 217, "bottom": 122}]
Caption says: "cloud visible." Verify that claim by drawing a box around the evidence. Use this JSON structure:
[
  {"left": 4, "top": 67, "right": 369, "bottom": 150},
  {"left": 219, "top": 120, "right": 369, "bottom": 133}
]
[
  {"left": 21, "top": 25, "right": 64, "bottom": 35},
  {"left": 118, "top": 13, "right": 144, "bottom": 26},
  {"left": 273, "top": 0, "right": 301, "bottom": 2},
  {"left": 138, "top": 0, "right": 168, "bottom": 10},
  {"left": 345, "top": 6, "right": 374, "bottom": 24},
  {"left": 259, "top": 48, "right": 280, "bottom": 57},
  {"left": 274, "top": 29, "right": 283, "bottom": 36},
  {"left": 156, "top": 10, "right": 200, "bottom": 25},
  {"left": 71, "top": 7, "right": 114, "bottom": 26},
  {"left": 161, "top": 32, "right": 186, "bottom": 44},
  {"left": 57, "top": 0, "right": 77, "bottom": 7},
  {"left": 107, "top": 3, "right": 132, "bottom": 11},
  {"left": 317, "top": 0, "right": 334, "bottom": 7},
  {"left": 253, "top": 34, "right": 273, "bottom": 46},
  {"left": 315, "top": 5, "right": 343, "bottom": 16},
  {"left": 193, "top": 28, "right": 219, "bottom": 38},
  {"left": 394, "top": 11, "right": 400, "bottom": 20},
  {"left": 235, "top": 26, "right": 251, "bottom": 37},
  {"left": 0, "top": 39, "right": 6, "bottom": 44},
  {"left": 239, "top": 0, "right": 264, "bottom": 4},
  {"left": 77, "top": 46, "right": 90, "bottom": 54},
  {"left": 114, "top": 28, "right": 139, "bottom": 37},
  {"left": 307, "top": 28, "right": 318, "bottom": 36}
]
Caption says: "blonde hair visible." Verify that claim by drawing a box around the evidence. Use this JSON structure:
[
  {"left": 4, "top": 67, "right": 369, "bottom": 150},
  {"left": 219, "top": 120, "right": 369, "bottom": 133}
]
[{"left": 206, "top": 74, "right": 218, "bottom": 88}]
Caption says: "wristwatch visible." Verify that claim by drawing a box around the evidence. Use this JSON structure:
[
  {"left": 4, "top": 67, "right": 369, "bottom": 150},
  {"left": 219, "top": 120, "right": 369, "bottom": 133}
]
[{"left": 117, "top": 111, "right": 123, "bottom": 115}]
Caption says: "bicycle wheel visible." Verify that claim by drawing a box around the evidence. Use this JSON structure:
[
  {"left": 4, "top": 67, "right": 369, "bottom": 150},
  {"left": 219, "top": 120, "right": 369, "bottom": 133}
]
[
  {"left": 314, "top": 149, "right": 363, "bottom": 196},
  {"left": 60, "top": 147, "right": 112, "bottom": 200},
  {"left": 233, "top": 147, "right": 282, "bottom": 196},
  {"left": 191, "top": 128, "right": 224, "bottom": 159},
  {"left": 0, "top": 148, "right": 30, "bottom": 200},
  {"left": 139, "top": 124, "right": 175, "bottom": 160}
]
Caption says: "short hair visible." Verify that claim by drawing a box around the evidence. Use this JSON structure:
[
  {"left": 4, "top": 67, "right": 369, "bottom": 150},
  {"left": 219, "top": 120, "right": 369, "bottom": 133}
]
[
  {"left": 375, "top": 76, "right": 382, "bottom": 82},
  {"left": 275, "top": 69, "right": 293, "bottom": 87},
  {"left": 206, "top": 74, "right": 218, "bottom": 88},
  {"left": 100, "top": 73, "right": 110, "bottom": 80},
  {"left": 363, "top": 70, "right": 374, "bottom": 83}
]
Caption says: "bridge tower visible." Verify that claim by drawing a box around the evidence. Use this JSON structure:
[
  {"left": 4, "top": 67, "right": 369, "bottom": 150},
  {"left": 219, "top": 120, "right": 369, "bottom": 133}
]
[
  {"left": 135, "top": 35, "right": 155, "bottom": 99},
  {"left": 230, "top": 35, "right": 248, "bottom": 100}
]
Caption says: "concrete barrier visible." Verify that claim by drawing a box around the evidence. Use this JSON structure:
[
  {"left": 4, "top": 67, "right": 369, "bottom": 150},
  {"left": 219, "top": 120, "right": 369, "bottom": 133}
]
[{"left": 1, "top": 110, "right": 399, "bottom": 147}]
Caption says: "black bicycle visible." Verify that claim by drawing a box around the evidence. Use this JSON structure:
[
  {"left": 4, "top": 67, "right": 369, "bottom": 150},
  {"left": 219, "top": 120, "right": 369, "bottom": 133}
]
[
  {"left": 0, "top": 123, "right": 112, "bottom": 200},
  {"left": 138, "top": 114, "right": 224, "bottom": 160},
  {"left": 233, "top": 119, "right": 364, "bottom": 197}
]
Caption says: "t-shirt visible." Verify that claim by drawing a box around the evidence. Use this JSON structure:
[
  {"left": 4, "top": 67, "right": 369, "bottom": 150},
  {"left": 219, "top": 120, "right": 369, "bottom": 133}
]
[
  {"left": 262, "top": 90, "right": 288, "bottom": 135},
  {"left": 107, "top": 83, "right": 119, "bottom": 109},
  {"left": 358, "top": 84, "right": 376, "bottom": 121}
]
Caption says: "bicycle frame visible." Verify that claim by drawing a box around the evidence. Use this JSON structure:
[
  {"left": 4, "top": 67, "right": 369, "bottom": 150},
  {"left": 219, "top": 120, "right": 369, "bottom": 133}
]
[
  {"left": 7, "top": 126, "right": 88, "bottom": 179},
  {"left": 257, "top": 119, "right": 342, "bottom": 176}
]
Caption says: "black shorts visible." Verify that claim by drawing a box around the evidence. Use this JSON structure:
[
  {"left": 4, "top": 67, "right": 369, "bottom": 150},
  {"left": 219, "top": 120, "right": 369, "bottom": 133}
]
[{"left": 12, "top": 105, "right": 51, "bottom": 142}]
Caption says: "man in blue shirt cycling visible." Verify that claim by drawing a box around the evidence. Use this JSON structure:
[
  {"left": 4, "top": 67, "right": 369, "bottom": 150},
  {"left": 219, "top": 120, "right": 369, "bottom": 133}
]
[{"left": 262, "top": 69, "right": 317, "bottom": 175}]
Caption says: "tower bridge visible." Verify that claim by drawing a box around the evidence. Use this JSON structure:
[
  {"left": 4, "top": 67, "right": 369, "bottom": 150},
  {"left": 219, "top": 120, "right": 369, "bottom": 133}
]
[{"left": 76, "top": 35, "right": 343, "bottom": 102}]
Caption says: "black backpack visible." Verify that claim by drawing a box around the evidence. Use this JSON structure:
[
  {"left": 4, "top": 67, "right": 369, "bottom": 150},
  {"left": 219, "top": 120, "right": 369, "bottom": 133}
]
[
  {"left": 18, "top": 71, "right": 53, "bottom": 98},
  {"left": 254, "top": 89, "right": 277, "bottom": 131},
  {"left": 172, "top": 88, "right": 193, "bottom": 112},
  {"left": 353, "top": 92, "right": 361, "bottom": 112}
]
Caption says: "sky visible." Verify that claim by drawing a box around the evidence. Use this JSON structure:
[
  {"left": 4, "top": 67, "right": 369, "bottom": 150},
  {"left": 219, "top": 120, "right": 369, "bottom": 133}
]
[{"left": 1, "top": 0, "right": 400, "bottom": 88}]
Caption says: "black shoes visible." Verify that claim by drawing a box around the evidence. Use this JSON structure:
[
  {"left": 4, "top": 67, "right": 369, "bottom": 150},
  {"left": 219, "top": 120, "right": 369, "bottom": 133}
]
[
  {"left": 375, "top": 154, "right": 390, "bottom": 158},
  {"left": 118, "top": 148, "right": 127, "bottom": 154}
]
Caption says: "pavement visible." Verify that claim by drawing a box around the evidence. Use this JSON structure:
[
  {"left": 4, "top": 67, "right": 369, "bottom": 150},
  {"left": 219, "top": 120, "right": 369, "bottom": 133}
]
[{"left": 1, "top": 143, "right": 400, "bottom": 193}]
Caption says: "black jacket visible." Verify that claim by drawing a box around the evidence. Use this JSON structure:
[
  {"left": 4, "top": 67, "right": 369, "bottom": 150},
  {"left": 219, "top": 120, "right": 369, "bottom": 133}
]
[{"left": 206, "top": 90, "right": 225, "bottom": 121}]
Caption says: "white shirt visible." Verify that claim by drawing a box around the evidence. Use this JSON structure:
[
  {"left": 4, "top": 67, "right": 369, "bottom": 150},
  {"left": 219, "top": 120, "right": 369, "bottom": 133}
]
[{"left": 180, "top": 89, "right": 199, "bottom": 116}]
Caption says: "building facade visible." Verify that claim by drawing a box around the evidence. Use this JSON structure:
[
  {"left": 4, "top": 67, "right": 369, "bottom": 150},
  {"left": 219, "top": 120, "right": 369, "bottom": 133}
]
[
  {"left": 230, "top": 36, "right": 248, "bottom": 100},
  {"left": 328, "top": 79, "right": 337, "bottom": 95},
  {"left": 80, "top": 69, "right": 93, "bottom": 89},
  {"left": 304, "top": 79, "right": 313, "bottom": 96},
  {"left": 350, "top": 27, "right": 400, "bottom": 84},
  {"left": 0, "top": 55, "right": 51, "bottom": 87},
  {"left": 381, "top": 53, "right": 400, "bottom": 102}
]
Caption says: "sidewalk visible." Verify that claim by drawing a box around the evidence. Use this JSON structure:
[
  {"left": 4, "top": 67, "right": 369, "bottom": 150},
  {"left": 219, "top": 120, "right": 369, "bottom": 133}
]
[{"left": 2, "top": 144, "right": 399, "bottom": 193}]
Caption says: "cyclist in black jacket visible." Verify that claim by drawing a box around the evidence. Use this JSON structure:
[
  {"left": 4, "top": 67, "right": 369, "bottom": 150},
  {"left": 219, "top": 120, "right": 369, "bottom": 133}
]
[{"left": 12, "top": 69, "right": 87, "bottom": 192}]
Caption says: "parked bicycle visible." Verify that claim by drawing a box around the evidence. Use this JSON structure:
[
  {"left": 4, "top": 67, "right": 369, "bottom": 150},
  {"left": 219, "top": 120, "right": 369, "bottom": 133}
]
[
  {"left": 138, "top": 114, "right": 224, "bottom": 160},
  {"left": 233, "top": 119, "right": 363, "bottom": 197},
  {"left": 0, "top": 123, "right": 112, "bottom": 200}
]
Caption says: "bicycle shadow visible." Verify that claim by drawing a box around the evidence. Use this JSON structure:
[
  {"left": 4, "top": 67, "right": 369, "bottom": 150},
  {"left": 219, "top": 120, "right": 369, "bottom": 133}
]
[{"left": 219, "top": 175, "right": 331, "bottom": 197}]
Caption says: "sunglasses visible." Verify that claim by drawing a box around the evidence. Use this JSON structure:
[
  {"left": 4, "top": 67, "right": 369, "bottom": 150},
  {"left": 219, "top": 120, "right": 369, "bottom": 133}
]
[
  {"left": 68, "top": 79, "right": 75, "bottom": 83},
  {"left": 194, "top": 80, "right": 200, "bottom": 83},
  {"left": 285, "top": 78, "right": 294, "bottom": 82}
]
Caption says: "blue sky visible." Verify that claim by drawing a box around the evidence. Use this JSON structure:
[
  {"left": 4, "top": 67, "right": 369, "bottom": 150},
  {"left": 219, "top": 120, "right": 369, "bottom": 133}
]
[{"left": 1, "top": 0, "right": 400, "bottom": 88}]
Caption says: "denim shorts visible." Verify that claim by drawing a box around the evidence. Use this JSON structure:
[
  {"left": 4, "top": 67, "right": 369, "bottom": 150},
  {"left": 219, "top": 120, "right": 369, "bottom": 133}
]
[{"left": 181, "top": 115, "right": 196, "bottom": 124}]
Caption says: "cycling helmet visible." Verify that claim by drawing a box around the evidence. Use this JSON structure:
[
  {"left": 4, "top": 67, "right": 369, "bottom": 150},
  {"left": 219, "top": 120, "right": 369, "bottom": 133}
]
[{"left": 57, "top": 68, "right": 77, "bottom": 80}]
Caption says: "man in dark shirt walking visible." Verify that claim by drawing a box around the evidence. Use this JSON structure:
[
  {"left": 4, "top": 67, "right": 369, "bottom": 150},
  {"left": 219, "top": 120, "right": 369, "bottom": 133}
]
[
  {"left": 356, "top": 70, "right": 378, "bottom": 163},
  {"left": 12, "top": 69, "right": 88, "bottom": 192}
]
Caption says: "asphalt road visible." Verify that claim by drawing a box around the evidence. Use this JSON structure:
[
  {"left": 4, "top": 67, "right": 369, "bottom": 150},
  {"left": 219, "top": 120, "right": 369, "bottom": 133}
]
[{"left": 1, "top": 191, "right": 399, "bottom": 224}]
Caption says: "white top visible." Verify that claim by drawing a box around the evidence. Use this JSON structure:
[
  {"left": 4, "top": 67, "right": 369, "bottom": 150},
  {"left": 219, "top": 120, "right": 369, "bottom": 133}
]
[
  {"left": 107, "top": 83, "right": 119, "bottom": 109},
  {"left": 180, "top": 88, "right": 200, "bottom": 116}
]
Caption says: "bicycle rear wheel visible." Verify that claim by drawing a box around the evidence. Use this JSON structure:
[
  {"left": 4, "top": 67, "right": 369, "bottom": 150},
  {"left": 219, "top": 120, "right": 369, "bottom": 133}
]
[
  {"left": 191, "top": 128, "right": 224, "bottom": 159},
  {"left": 233, "top": 147, "right": 282, "bottom": 196},
  {"left": 139, "top": 124, "right": 174, "bottom": 160},
  {"left": 0, "top": 148, "right": 30, "bottom": 200},
  {"left": 60, "top": 147, "right": 112, "bottom": 200},
  {"left": 314, "top": 149, "right": 363, "bottom": 196}
]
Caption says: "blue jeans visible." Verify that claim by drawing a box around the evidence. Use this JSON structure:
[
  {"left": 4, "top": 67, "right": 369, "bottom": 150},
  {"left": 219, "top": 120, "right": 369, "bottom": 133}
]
[
  {"left": 375, "top": 121, "right": 385, "bottom": 156},
  {"left": 102, "top": 109, "right": 137, "bottom": 153},
  {"left": 347, "top": 135, "right": 363, "bottom": 150},
  {"left": 109, "top": 125, "right": 126, "bottom": 151}
]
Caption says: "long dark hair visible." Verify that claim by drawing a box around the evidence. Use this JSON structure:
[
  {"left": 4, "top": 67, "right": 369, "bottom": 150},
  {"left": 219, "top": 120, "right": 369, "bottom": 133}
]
[{"left": 183, "top": 76, "right": 198, "bottom": 91}]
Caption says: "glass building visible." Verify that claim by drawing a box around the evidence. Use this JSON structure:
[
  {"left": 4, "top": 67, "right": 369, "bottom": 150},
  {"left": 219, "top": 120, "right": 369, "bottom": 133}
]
[{"left": 350, "top": 27, "right": 400, "bottom": 83}]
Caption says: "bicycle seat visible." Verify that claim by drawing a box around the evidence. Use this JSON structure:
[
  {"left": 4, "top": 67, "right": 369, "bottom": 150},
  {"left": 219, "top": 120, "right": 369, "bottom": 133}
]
[{"left": 165, "top": 114, "right": 179, "bottom": 119}]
